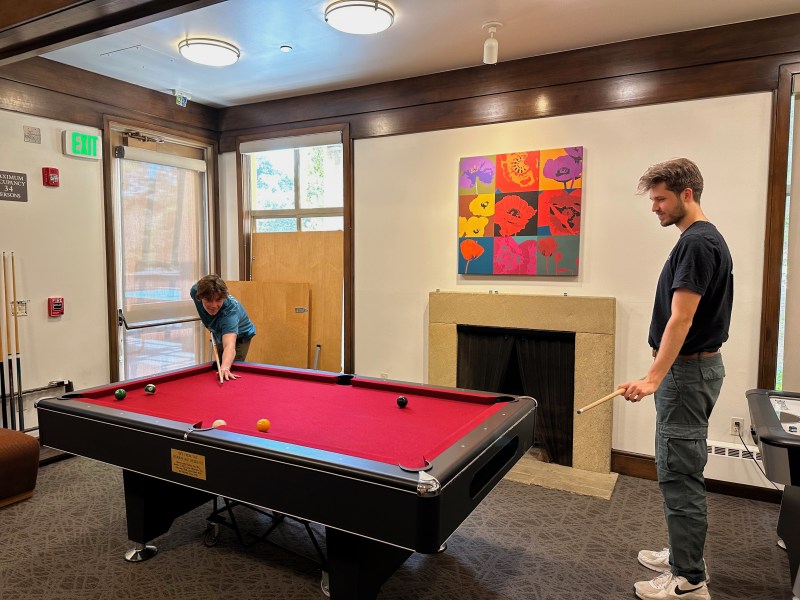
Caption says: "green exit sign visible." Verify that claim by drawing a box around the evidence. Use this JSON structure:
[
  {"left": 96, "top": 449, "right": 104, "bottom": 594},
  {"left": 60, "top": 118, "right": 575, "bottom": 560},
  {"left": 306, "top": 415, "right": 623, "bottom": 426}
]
[{"left": 62, "top": 130, "right": 102, "bottom": 160}]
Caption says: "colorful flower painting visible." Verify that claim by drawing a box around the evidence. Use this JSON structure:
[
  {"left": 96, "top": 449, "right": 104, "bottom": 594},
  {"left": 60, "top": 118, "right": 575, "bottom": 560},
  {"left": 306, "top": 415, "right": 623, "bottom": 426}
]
[{"left": 457, "top": 146, "right": 583, "bottom": 276}]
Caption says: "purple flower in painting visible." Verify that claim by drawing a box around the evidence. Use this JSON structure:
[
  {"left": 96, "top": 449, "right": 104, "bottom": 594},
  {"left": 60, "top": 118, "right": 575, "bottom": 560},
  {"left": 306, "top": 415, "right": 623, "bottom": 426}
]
[
  {"left": 565, "top": 147, "right": 583, "bottom": 160},
  {"left": 460, "top": 157, "right": 495, "bottom": 190},
  {"left": 543, "top": 154, "right": 582, "bottom": 190}
]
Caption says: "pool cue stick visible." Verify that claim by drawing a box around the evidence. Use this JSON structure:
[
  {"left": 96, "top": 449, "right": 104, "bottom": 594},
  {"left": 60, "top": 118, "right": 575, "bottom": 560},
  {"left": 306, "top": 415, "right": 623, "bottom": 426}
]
[
  {"left": 2, "top": 253, "right": 16, "bottom": 429},
  {"left": 11, "top": 252, "right": 23, "bottom": 431},
  {"left": 209, "top": 332, "right": 223, "bottom": 385},
  {"left": 0, "top": 255, "right": 6, "bottom": 429},
  {"left": 576, "top": 389, "right": 625, "bottom": 414}
]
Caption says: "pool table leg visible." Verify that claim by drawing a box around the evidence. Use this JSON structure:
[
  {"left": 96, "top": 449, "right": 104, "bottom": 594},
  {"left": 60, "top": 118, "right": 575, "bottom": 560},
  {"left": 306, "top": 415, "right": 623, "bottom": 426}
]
[
  {"left": 325, "top": 527, "right": 413, "bottom": 600},
  {"left": 122, "top": 470, "right": 213, "bottom": 562}
]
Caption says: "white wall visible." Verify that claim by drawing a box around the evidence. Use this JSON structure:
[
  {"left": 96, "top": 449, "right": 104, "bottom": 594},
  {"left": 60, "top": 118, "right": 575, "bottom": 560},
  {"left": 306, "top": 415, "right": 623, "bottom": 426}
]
[
  {"left": 353, "top": 94, "right": 771, "bottom": 461},
  {"left": 0, "top": 109, "right": 109, "bottom": 427}
]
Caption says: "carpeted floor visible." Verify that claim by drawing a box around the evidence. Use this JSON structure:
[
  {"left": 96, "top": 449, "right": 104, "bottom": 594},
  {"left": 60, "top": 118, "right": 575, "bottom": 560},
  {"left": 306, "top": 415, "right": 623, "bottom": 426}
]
[{"left": 0, "top": 456, "right": 792, "bottom": 599}]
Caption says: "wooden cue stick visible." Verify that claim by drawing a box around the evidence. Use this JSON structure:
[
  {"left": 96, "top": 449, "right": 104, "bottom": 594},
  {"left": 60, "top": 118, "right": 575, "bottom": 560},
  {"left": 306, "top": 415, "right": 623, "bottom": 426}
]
[
  {"left": 209, "top": 332, "right": 223, "bottom": 385},
  {"left": 2, "top": 253, "right": 16, "bottom": 430},
  {"left": 0, "top": 253, "right": 6, "bottom": 429},
  {"left": 576, "top": 389, "right": 625, "bottom": 414},
  {"left": 11, "top": 252, "right": 23, "bottom": 431}
]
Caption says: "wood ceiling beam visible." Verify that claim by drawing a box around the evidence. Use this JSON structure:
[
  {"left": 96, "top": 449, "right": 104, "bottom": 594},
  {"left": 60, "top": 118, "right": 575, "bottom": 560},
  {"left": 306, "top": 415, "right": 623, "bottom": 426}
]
[{"left": 0, "top": 0, "right": 226, "bottom": 65}]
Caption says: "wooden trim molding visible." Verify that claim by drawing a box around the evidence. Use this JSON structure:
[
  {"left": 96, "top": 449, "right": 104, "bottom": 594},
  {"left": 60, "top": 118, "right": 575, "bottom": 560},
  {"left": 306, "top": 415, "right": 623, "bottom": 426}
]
[
  {"left": 218, "top": 53, "right": 799, "bottom": 151},
  {"left": 611, "top": 450, "right": 783, "bottom": 503}
]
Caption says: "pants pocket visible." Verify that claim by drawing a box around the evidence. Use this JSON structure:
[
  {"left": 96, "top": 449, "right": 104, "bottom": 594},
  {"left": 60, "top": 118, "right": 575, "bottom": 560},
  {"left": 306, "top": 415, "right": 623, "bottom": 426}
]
[
  {"left": 666, "top": 438, "right": 708, "bottom": 475},
  {"left": 700, "top": 364, "right": 725, "bottom": 381}
]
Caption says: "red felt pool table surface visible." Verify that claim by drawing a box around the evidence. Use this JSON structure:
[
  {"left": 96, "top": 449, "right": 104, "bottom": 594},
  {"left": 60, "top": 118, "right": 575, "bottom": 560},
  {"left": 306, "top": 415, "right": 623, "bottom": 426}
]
[{"left": 76, "top": 363, "right": 509, "bottom": 469}]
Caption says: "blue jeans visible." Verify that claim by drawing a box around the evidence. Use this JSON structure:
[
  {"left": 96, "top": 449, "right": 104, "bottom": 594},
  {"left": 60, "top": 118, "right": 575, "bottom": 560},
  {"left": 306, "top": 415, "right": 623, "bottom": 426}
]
[{"left": 654, "top": 353, "right": 725, "bottom": 585}]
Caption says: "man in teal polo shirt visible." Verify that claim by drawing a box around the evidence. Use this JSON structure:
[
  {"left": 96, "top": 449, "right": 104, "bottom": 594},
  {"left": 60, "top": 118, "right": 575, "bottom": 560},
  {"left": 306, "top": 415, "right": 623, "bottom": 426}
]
[{"left": 190, "top": 275, "right": 256, "bottom": 381}]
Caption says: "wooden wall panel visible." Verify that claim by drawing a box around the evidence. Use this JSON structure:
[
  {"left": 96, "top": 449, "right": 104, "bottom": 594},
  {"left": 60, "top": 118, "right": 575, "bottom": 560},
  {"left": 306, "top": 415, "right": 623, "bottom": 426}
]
[
  {"left": 0, "top": 58, "right": 216, "bottom": 134},
  {"left": 225, "top": 281, "right": 310, "bottom": 369},
  {"left": 251, "top": 232, "right": 343, "bottom": 373}
]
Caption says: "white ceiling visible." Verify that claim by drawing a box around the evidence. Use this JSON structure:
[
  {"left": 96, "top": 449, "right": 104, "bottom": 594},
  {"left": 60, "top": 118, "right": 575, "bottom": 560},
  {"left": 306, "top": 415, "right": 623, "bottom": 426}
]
[{"left": 43, "top": 0, "right": 800, "bottom": 109}]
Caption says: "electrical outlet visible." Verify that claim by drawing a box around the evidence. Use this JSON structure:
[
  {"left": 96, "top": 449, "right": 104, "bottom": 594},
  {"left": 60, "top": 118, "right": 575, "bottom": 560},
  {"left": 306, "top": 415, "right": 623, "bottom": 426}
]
[
  {"left": 380, "top": 372, "right": 388, "bottom": 380},
  {"left": 730, "top": 417, "right": 744, "bottom": 435}
]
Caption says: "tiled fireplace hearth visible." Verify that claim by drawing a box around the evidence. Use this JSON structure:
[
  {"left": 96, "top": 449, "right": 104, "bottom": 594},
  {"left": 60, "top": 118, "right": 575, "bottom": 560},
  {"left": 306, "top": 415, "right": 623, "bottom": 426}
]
[{"left": 428, "top": 291, "right": 615, "bottom": 474}]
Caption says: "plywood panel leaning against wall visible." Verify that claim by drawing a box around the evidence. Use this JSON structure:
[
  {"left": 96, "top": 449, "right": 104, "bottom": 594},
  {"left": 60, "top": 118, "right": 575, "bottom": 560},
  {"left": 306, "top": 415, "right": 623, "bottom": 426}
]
[
  {"left": 225, "top": 281, "right": 310, "bottom": 369},
  {"left": 252, "top": 232, "right": 343, "bottom": 373}
]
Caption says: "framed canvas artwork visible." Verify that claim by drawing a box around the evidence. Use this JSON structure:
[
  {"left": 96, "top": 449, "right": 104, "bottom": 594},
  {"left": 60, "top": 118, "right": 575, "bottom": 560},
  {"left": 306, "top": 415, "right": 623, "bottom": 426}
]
[{"left": 458, "top": 147, "right": 582, "bottom": 276}]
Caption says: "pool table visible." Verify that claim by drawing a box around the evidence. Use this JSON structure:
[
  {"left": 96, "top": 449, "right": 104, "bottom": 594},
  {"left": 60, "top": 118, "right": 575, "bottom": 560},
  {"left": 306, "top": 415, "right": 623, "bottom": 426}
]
[
  {"left": 36, "top": 363, "right": 537, "bottom": 599},
  {"left": 747, "top": 388, "right": 800, "bottom": 600}
]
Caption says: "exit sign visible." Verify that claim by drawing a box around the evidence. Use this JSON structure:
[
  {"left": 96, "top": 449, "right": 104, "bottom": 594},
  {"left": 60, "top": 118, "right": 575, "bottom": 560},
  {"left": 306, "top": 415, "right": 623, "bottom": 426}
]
[{"left": 62, "top": 130, "right": 102, "bottom": 160}]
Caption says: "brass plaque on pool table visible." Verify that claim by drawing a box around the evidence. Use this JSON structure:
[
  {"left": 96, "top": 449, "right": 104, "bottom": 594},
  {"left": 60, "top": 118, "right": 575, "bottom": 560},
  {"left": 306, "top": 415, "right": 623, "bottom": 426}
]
[{"left": 171, "top": 449, "right": 207, "bottom": 480}]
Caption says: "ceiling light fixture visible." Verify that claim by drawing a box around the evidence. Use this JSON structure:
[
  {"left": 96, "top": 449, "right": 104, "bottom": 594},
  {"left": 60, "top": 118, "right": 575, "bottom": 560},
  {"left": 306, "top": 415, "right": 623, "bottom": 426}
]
[
  {"left": 482, "top": 22, "right": 503, "bottom": 65},
  {"left": 178, "top": 38, "right": 240, "bottom": 67},
  {"left": 324, "top": 1, "right": 395, "bottom": 35},
  {"left": 279, "top": 45, "right": 294, "bottom": 53}
]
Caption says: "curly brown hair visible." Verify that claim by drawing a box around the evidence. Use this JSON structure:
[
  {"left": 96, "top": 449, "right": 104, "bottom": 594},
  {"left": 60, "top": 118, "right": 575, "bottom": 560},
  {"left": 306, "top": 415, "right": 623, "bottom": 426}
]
[
  {"left": 637, "top": 158, "right": 704, "bottom": 203},
  {"left": 195, "top": 275, "right": 229, "bottom": 301}
]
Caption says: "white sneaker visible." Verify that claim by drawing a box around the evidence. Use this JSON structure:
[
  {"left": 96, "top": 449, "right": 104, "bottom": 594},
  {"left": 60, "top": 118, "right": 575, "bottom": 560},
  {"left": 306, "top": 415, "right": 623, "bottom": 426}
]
[
  {"left": 638, "top": 548, "right": 711, "bottom": 584},
  {"left": 634, "top": 571, "right": 711, "bottom": 600}
]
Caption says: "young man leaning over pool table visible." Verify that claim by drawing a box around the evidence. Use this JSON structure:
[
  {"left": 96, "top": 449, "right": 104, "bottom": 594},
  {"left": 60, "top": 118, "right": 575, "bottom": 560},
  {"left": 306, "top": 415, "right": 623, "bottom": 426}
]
[{"left": 190, "top": 275, "right": 256, "bottom": 381}]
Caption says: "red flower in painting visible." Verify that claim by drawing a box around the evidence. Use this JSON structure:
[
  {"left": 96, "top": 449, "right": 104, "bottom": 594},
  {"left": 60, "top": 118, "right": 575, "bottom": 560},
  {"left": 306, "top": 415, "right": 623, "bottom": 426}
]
[
  {"left": 460, "top": 239, "right": 485, "bottom": 274},
  {"left": 548, "top": 192, "right": 581, "bottom": 235},
  {"left": 494, "top": 237, "right": 538, "bottom": 275},
  {"left": 538, "top": 237, "right": 559, "bottom": 275},
  {"left": 495, "top": 195, "right": 536, "bottom": 236},
  {"left": 494, "top": 237, "right": 525, "bottom": 273}
]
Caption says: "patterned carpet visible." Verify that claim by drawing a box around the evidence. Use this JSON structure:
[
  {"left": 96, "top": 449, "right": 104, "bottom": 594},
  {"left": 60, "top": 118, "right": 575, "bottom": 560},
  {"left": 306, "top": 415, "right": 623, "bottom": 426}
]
[{"left": 0, "top": 457, "right": 792, "bottom": 599}]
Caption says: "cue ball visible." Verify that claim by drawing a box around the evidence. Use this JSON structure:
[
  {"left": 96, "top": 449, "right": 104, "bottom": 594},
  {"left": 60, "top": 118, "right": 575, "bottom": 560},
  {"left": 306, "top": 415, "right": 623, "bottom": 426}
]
[
  {"left": 211, "top": 419, "right": 227, "bottom": 428},
  {"left": 114, "top": 389, "right": 126, "bottom": 401},
  {"left": 144, "top": 384, "right": 156, "bottom": 394},
  {"left": 396, "top": 396, "right": 408, "bottom": 408},
  {"left": 257, "top": 418, "right": 271, "bottom": 432}
]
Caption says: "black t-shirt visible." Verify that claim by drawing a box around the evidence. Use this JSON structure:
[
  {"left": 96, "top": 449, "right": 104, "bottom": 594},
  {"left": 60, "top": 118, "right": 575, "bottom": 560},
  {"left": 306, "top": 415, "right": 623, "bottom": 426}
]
[{"left": 649, "top": 221, "right": 733, "bottom": 354}]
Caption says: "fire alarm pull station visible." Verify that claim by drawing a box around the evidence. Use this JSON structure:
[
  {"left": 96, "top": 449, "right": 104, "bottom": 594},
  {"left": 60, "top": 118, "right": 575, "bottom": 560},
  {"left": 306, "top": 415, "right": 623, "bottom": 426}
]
[
  {"left": 42, "top": 167, "right": 60, "bottom": 187},
  {"left": 48, "top": 297, "right": 64, "bottom": 317}
]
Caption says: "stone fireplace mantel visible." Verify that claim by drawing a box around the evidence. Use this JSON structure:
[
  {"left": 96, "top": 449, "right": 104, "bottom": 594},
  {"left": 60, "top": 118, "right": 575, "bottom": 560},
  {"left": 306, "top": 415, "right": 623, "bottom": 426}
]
[{"left": 428, "top": 291, "right": 615, "bottom": 474}]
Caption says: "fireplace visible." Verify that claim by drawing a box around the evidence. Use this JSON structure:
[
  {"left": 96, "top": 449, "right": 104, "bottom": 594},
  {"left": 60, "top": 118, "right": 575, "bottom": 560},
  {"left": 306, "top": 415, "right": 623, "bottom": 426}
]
[
  {"left": 428, "top": 291, "right": 615, "bottom": 474},
  {"left": 457, "top": 325, "right": 576, "bottom": 466}
]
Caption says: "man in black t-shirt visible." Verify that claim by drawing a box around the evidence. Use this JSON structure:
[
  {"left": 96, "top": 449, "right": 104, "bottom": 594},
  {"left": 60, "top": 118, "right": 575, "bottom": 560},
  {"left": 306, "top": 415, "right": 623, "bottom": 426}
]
[{"left": 619, "top": 158, "right": 733, "bottom": 600}]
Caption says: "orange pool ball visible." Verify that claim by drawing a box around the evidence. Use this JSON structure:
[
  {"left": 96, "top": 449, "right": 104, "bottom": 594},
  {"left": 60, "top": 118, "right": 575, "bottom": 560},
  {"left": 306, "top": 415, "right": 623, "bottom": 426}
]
[{"left": 256, "top": 418, "right": 271, "bottom": 433}]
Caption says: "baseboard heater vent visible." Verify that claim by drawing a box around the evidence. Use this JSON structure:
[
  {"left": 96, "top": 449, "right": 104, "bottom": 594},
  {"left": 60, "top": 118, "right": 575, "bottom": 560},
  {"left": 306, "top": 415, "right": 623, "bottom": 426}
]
[{"left": 706, "top": 441, "right": 760, "bottom": 462}]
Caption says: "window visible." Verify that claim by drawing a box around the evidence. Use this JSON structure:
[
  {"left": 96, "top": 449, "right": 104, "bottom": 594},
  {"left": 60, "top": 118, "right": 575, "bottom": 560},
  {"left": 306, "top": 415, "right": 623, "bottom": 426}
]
[{"left": 242, "top": 133, "right": 344, "bottom": 234}]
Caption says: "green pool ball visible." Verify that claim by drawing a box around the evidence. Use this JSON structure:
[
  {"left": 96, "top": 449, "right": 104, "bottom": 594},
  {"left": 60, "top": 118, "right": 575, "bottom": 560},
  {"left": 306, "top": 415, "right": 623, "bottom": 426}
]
[
  {"left": 114, "top": 389, "right": 127, "bottom": 401},
  {"left": 144, "top": 384, "right": 156, "bottom": 394}
]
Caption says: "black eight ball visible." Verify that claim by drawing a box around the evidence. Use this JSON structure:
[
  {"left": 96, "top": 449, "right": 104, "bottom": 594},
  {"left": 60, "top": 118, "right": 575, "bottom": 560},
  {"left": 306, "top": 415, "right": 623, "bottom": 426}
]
[{"left": 396, "top": 395, "right": 408, "bottom": 408}]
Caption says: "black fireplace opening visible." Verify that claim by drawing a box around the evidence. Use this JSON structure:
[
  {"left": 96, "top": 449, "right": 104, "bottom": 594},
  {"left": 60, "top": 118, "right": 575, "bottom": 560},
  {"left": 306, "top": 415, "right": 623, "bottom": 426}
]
[{"left": 456, "top": 325, "right": 575, "bottom": 467}]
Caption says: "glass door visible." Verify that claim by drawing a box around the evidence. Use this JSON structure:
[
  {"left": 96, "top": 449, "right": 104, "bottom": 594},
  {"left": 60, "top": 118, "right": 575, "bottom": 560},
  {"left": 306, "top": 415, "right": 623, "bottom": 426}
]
[{"left": 111, "top": 133, "right": 212, "bottom": 379}]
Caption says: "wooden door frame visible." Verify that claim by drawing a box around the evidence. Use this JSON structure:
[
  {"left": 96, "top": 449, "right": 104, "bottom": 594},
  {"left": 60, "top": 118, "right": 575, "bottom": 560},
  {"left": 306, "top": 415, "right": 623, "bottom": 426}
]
[
  {"left": 103, "top": 115, "right": 219, "bottom": 381},
  {"left": 758, "top": 63, "right": 800, "bottom": 388}
]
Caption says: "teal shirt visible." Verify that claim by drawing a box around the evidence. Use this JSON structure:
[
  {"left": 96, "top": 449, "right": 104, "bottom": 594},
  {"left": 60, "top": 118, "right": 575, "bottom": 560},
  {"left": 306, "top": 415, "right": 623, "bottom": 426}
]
[{"left": 190, "top": 284, "right": 256, "bottom": 346}]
